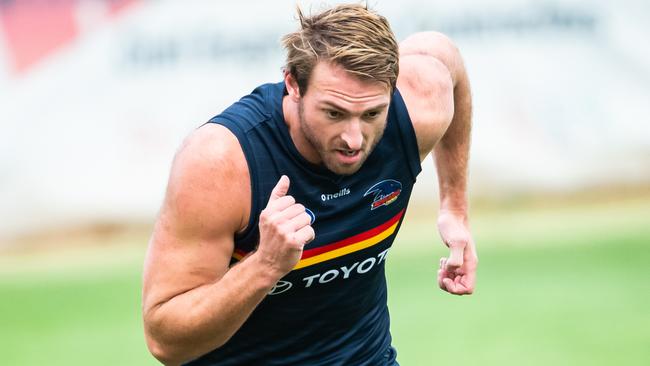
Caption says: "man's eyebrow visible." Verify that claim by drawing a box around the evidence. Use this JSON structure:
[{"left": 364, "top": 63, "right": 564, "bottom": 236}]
[{"left": 319, "top": 101, "right": 389, "bottom": 112}]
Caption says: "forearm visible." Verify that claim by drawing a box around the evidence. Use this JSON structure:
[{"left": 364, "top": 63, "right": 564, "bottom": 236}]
[
  {"left": 434, "top": 68, "right": 471, "bottom": 216},
  {"left": 144, "top": 253, "right": 278, "bottom": 365}
]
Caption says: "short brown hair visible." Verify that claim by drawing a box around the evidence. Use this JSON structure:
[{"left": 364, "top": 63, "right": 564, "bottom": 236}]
[{"left": 281, "top": 4, "right": 399, "bottom": 95}]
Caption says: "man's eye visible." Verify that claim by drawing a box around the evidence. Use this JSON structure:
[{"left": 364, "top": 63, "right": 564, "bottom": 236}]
[
  {"left": 327, "top": 110, "right": 341, "bottom": 119},
  {"left": 364, "top": 111, "right": 380, "bottom": 119}
]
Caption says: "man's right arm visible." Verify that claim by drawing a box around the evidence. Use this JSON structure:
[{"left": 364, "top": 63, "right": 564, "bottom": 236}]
[{"left": 142, "top": 124, "right": 313, "bottom": 365}]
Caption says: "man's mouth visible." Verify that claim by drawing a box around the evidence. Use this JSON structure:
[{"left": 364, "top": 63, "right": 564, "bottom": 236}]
[{"left": 335, "top": 149, "right": 362, "bottom": 164}]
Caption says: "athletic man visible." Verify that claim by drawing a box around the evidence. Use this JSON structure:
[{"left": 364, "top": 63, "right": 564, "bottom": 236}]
[{"left": 143, "top": 4, "right": 477, "bottom": 365}]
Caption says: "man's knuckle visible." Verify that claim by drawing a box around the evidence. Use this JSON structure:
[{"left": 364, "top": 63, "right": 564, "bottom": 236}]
[
  {"left": 280, "top": 229, "right": 293, "bottom": 242},
  {"left": 266, "top": 214, "right": 280, "bottom": 226}
]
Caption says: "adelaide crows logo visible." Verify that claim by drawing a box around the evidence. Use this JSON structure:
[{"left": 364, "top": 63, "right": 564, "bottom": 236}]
[{"left": 364, "top": 180, "right": 402, "bottom": 210}]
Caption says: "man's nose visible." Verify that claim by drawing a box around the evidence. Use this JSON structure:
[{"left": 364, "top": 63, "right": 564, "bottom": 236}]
[{"left": 341, "top": 119, "right": 363, "bottom": 150}]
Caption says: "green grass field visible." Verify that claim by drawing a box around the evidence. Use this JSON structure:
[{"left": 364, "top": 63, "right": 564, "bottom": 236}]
[{"left": 1, "top": 198, "right": 649, "bottom": 365}]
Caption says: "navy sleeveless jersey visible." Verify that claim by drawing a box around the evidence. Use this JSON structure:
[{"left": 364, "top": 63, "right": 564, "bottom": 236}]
[{"left": 187, "top": 82, "right": 422, "bottom": 365}]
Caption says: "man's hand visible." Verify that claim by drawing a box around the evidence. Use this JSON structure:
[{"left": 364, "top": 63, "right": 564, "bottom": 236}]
[
  {"left": 436, "top": 210, "right": 478, "bottom": 295},
  {"left": 254, "top": 175, "right": 315, "bottom": 279}
]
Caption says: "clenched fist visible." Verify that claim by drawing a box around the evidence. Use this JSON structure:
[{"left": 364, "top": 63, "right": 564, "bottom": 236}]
[
  {"left": 437, "top": 210, "right": 478, "bottom": 295},
  {"left": 255, "top": 175, "right": 315, "bottom": 279}
]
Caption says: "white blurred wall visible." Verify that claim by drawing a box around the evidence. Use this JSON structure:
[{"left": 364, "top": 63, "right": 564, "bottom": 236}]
[{"left": 1, "top": 0, "right": 649, "bottom": 240}]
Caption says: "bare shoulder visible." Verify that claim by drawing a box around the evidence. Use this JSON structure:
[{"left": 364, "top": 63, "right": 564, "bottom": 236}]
[
  {"left": 399, "top": 32, "right": 465, "bottom": 83},
  {"left": 161, "top": 123, "right": 251, "bottom": 238},
  {"left": 397, "top": 32, "right": 467, "bottom": 159}
]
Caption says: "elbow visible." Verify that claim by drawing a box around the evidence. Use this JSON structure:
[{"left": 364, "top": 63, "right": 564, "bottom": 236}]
[
  {"left": 146, "top": 336, "right": 183, "bottom": 366},
  {"left": 143, "top": 307, "right": 180, "bottom": 364},
  {"left": 144, "top": 328, "right": 229, "bottom": 365},
  {"left": 146, "top": 336, "right": 229, "bottom": 365},
  {"left": 142, "top": 303, "right": 232, "bottom": 364},
  {"left": 143, "top": 319, "right": 190, "bottom": 366},
  {"left": 143, "top": 303, "right": 189, "bottom": 365}
]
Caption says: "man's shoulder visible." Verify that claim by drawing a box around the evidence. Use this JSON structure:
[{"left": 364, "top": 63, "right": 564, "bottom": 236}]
[
  {"left": 397, "top": 31, "right": 462, "bottom": 99},
  {"left": 164, "top": 123, "right": 250, "bottom": 234},
  {"left": 398, "top": 32, "right": 463, "bottom": 83},
  {"left": 176, "top": 123, "right": 247, "bottom": 173},
  {"left": 397, "top": 32, "right": 461, "bottom": 157}
]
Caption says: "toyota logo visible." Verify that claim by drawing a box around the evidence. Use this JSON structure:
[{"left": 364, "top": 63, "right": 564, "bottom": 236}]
[{"left": 268, "top": 280, "right": 292, "bottom": 295}]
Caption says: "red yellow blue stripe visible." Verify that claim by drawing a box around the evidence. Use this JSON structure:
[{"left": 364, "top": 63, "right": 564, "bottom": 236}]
[{"left": 232, "top": 209, "right": 405, "bottom": 270}]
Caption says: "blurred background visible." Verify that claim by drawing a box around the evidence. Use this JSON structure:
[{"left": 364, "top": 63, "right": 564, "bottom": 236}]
[{"left": 1, "top": 0, "right": 648, "bottom": 365}]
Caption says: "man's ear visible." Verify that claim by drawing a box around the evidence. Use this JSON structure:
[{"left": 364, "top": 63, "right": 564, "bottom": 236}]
[{"left": 284, "top": 71, "right": 301, "bottom": 102}]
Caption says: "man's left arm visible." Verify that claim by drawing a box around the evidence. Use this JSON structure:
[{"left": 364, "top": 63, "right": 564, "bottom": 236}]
[
  {"left": 399, "top": 32, "right": 478, "bottom": 295},
  {"left": 432, "top": 38, "right": 477, "bottom": 295}
]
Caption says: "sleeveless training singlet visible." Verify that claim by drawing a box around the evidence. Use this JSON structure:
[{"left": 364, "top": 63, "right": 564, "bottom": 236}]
[{"left": 186, "top": 82, "right": 422, "bottom": 365}]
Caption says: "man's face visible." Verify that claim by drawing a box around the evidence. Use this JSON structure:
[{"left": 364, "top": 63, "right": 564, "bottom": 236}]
[{"left": 296, "top": 62, "right": 391, "bottom": 176}]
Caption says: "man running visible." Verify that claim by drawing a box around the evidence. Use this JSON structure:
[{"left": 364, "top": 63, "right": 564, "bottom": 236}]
[{"left": 143, "top": 4, "right": 477, "bottom": 365}]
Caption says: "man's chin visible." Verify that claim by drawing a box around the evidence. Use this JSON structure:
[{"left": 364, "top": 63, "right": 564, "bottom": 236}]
[{"left": 324, "top": 160, "right": 364, "bottom": 176}]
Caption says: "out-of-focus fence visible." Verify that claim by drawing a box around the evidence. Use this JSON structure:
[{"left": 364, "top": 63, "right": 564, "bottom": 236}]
[{"left": 1, "top": 0, "right": 649, "bottom": 240}]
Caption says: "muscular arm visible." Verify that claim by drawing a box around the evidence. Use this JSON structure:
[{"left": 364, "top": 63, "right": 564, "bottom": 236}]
[
  {"left": 142, "top": 124, "right": 313, "bottom": 364},
  {"left": 427, "top": 36, "right": 472, "bottom": 216},
  {"left": 399, "top": 32, "right": 471, "bottom": 211},
  {"left": 398, "top": 32, "right": 477, "bottom": 295}
]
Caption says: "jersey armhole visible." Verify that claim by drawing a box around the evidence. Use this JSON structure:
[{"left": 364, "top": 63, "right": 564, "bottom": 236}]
[
  {"left": 391, "top": 88, "right": 423, "bottom": 182},
  {"left": 204, "top": 117, "right": 261, "bottom": 243}
]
